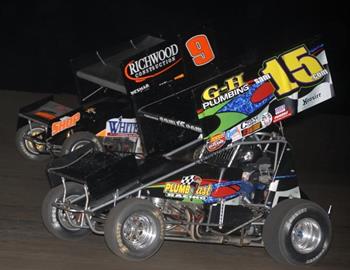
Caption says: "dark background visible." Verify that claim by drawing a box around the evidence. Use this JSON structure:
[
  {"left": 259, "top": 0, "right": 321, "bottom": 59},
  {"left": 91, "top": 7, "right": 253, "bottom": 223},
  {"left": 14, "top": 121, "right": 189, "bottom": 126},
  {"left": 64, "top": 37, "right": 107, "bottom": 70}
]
[
  {"left": 0, "top": 3, "right": 349, "bottom": 269},
  {"left": 0, "top": 1, "right": 347, "bottom": 114}
]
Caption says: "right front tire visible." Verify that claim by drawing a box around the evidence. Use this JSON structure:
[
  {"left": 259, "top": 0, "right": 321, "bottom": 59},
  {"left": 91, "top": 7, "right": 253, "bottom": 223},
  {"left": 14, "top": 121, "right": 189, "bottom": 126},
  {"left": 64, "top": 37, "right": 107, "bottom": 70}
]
[
  {"left": 61, "top": 131, "right": 104, "bottom": 155},
  {"left": 104, "top": 198, "right": 165, "bottom": 261},
  {"left": 263, "top": 198, "right": 332, "bottom": 265}
]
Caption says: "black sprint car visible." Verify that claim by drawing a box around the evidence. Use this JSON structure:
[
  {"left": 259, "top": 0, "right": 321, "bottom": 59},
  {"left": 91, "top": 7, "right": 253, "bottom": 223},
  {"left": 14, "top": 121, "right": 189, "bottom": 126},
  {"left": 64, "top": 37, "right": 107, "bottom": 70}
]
[
  {"left": 16, "top": 35, "right": 164, "bottom": 160},
  {"left": 39, "top": 28, "right": 334, "bottom": 265}
]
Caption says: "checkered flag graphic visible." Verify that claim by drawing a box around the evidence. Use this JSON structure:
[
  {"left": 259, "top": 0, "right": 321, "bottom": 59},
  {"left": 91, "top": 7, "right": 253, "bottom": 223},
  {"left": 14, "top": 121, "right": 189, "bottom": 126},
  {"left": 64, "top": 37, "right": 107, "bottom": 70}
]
[{"left": 181, "top": 175, "right": 201, "bottom": 185}]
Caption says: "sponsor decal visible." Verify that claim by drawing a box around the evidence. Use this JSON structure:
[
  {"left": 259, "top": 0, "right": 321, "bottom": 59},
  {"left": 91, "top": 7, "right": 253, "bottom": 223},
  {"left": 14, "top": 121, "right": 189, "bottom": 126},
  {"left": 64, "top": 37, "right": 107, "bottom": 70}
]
[
  {"left": 51, "top": 112, "right": 80, "bottom": 136},
  {"left": 225, "top": 127, "right": 242, "bottom": 142},
  {"left": 197, "top": 73, "right": 275, "bottom": 139},
  {"left": 200, "top": 73, "right": 272, "bottom": 110},
  {"left": 130, "top": 83, "right": 150, "bottom": 96},
  {"left": 275, "top": 104, "right": 286, "bottom": 115},
  {"left": 303, "top": 93, "right": 321, "bottom": 106},
  {"left": 273, "top": 111, "right": 292, "bottom": 122},
  {"left": 201, "top": 72, "right": 246, "bottom": 110},
  {"left": 240, "top": 116, "right": 259, "bottom": 129},
  {"left": 297, "top": 82, "right": 334, "bottom": 112},
  {"left": 163, "top": 175, "right": 212, "bottom": 200},
  {"left": 273, "top": 104, "right": 292, "bottom": 123},
  {"left": 124, "top": 44, "right": 181, "bottom": 83},
  {"left": 206, "top": 133, "right": 226, "bottom": 152},
  {"left": 35, "top": 111, "right": 56, "bottom": 120},
  {"left": 157, "top": 116, "right": 202, "bottom": 133},
  {"left": 195, "top": 42, "right": 334, "bottom": 142},
  {"left": 242, "top": 122, "right": 261, "bottom": 136},
  {"left": 201, "top": 83, "right": 250, "bottom": 110},
  {"left": 261, "top": 112, "right": 273, "bottom": 127},
  {"left": 240, "top": 111, "right": 271, "bottom": 130},
  {"left": 106, "top": 117, "right": 138, "bottom": 138}
]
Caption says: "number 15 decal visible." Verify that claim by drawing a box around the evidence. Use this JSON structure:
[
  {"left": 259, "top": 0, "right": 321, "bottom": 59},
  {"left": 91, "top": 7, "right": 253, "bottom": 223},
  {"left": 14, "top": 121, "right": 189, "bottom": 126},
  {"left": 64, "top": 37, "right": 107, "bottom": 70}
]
[
  {"left": 261, "top": 45, "right": 325, "bottom": 98},
  {"left": 186, "top": 34, "right": 215, "bottom": 66}
]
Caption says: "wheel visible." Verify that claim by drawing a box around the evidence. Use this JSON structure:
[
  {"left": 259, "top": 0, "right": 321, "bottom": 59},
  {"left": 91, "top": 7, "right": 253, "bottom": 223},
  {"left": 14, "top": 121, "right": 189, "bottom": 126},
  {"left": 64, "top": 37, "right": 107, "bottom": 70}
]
[
  {"left": 15, "top": 123, "right": 49, "bottom": 161},
  {"left": 61, "top": 131, "right": 104, "bottom": 155},
  {"left": 41, "top": 182, "right": 90, "bottom": 240},
  {"left": 263, "top": 198, "right": 332, "bottom": 265},
  {"left": 104, "top": 198, "right": 164, "bottom": 261}
]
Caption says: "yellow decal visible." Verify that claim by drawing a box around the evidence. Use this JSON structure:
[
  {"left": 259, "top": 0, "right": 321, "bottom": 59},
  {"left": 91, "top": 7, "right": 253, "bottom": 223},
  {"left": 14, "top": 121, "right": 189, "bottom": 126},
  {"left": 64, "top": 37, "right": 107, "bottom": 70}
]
[
  {"left": 261, "top": 45, "right": 324, "bottom": 98},
  {"left": 164, "top": 182, "right": 212, "bottom": 197},
  {"left": 201, "top": 72, "right": 245, "bottom": 101}
]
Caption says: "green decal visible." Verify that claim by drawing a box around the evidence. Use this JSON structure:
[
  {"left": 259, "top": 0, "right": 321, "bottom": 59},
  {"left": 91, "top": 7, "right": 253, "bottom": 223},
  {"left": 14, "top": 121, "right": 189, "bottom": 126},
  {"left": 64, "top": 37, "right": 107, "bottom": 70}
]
[
  {"left": 198, "top": 100, "right": 230, "bottom": 119},
  {"left": 206, "top": 112, "right": 247, "bottom": 138}
]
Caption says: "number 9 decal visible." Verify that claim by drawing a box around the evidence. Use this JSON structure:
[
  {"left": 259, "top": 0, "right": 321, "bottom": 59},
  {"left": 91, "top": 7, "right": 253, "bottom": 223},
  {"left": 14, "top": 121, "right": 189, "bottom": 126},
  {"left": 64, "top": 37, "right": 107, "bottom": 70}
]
[{"left": 186, "top": 34, "right": 215, "bottom": 66}]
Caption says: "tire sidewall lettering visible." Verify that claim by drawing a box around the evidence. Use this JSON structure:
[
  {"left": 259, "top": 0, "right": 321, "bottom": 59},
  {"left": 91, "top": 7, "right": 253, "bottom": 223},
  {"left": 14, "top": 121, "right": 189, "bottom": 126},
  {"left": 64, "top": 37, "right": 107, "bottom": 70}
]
[{"left": 281, "top": 206, "right": 330, "bottom": 264}]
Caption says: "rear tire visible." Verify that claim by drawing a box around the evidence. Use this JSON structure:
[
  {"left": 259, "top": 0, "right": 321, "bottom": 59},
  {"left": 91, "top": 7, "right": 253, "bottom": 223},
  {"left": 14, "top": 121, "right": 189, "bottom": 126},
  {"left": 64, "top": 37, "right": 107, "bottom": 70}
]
[
  {"left": 263, "top": 199, "right": 331, "bottom": 265},
  {"left": 104, "top": 198, "right": 164, "bottom": 261},
  {"left": 15, "top": 123, "right": 49, "bottom": 161},
  {"left": 61, "top": 131, "right": 104, "bottom": 155},
  {"left": 41, "top": 182, "right": 90, "bottom": 240}
]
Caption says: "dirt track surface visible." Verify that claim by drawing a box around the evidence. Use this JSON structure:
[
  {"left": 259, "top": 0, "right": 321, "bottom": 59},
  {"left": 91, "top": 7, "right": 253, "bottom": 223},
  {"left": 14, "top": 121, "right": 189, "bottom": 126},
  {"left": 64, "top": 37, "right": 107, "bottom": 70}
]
[{"left": 0, "top": 90, "right": 349, "bottom": 270}]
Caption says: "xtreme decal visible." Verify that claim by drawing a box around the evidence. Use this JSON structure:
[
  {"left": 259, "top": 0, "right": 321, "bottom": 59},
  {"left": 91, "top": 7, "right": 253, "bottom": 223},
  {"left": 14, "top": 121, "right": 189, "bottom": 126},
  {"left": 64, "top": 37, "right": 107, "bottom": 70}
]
[{"left": 297, "top": 82, "right": 334, "bottom": 112}]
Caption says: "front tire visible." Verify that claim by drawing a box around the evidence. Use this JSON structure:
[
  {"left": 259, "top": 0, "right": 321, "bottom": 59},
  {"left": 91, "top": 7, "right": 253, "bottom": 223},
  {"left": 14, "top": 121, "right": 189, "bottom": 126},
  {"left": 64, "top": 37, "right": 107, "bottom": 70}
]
[
  {"left": 41, "top": 182, "right": 90, "bottom": 240},
  {"left": 15, "top": 123, "right": 49, "bottom": 161},
  {"left": 104, "top": 198, "right": 164, "bottom": 261},
  {"left": 263, "top": 199, "right": 331, "bottom": 265},
  {"left": 61, "top": 131, "right": 104, "bottom": 155}
]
